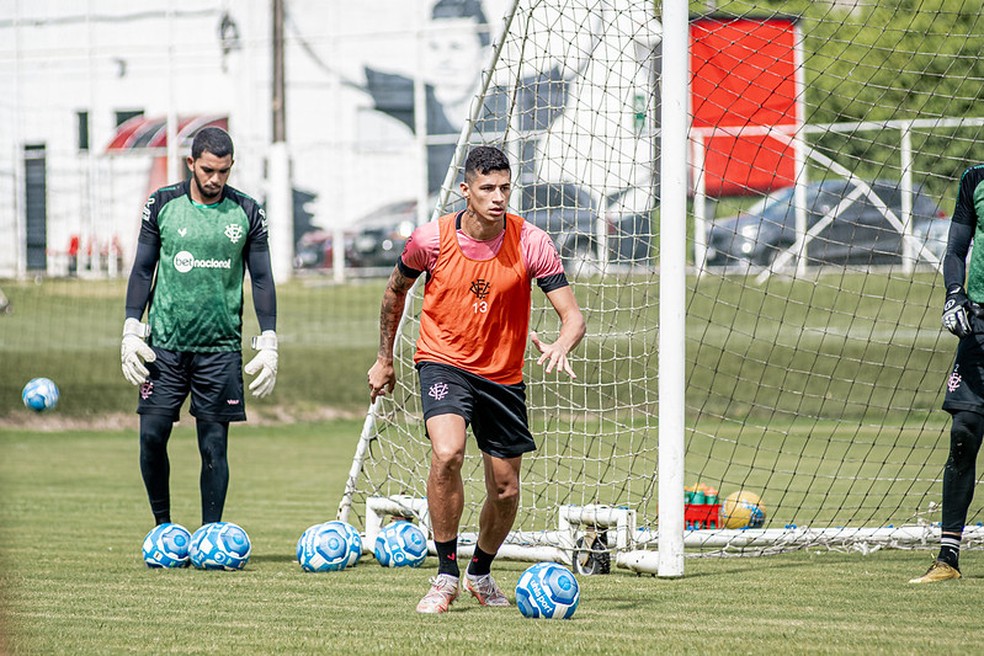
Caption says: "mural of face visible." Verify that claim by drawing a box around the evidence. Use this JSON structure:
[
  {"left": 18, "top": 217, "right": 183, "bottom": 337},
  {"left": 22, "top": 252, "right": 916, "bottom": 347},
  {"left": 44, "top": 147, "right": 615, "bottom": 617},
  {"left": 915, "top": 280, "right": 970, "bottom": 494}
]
[{"left": 425, "top": 16, "right": 488, "bottom": 110}]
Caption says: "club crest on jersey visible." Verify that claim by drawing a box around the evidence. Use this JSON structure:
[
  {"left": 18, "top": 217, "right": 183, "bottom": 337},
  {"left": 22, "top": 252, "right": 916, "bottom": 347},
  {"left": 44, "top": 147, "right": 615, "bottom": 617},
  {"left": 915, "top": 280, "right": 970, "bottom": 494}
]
[
  {"left": 178, "top": 227, "right": 188, "bottom": 237},
  {"left": 470, "top": 279, "right": 492, "bottom": 300},
  {"left": 225, "top": 223, "right": 244, "bottom": 244}
]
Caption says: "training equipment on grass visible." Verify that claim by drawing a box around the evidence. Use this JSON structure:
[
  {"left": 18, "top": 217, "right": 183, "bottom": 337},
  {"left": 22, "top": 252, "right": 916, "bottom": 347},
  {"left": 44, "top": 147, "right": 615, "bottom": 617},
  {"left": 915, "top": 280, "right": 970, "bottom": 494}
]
[
  {"left": 189, "top": 522, "right": 251, "bottom": 571},
  {"left": 373, "top": 520, "right": 427, "bottom": 568},
  {"left": 515, "top": 562, "right": 580, "bottom": 620},
  {"left": 296, "top": 522, "right": 357, "bottom": 572},
  {"left": 22, "top": 377, "right": 59, "bottom": 412},
  {"left": 141, "top": 523, "right": 191, "bottom": 568},
  {"left": 721, "top": 491, "right": 767, "bottom": 530}
]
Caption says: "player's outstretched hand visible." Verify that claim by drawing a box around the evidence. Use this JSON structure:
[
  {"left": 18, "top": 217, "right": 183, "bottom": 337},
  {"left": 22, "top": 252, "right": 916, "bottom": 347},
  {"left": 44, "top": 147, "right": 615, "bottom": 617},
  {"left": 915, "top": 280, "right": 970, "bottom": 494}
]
[
  {"left": 530, "top": 331, "right": 577, "bottom": 379},
  {"left": 943, "top": 285, "right": 973, "bottom": 338},
  {"left": 245, "top": 331, "right": 278, "bottom": 398},
  {"left": 121, "top": 318, "right": 156, "bottom": 385},
  {"left": 368, "top": 358, "right": 396, "bottom": 403}
]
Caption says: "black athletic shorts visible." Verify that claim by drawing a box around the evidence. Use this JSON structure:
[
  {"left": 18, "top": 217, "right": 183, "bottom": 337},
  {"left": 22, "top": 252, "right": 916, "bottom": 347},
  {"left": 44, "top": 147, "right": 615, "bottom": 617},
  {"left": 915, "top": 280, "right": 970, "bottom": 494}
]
[
  {"left": 137, "top": 348, "right": 247, "bottom": 422},
  {"left": 943, "top": 313, "right": 984, "bottom": 415},
  {"left": 416, "top": 361, "right": 536, "bottom": 459}
]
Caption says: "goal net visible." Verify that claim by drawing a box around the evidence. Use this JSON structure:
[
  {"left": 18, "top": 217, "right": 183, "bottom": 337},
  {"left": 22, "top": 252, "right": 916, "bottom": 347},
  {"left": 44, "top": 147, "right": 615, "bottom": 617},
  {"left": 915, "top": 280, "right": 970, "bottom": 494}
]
[{"left": 338, "top": 0, "right": 984, "bottom": 573}]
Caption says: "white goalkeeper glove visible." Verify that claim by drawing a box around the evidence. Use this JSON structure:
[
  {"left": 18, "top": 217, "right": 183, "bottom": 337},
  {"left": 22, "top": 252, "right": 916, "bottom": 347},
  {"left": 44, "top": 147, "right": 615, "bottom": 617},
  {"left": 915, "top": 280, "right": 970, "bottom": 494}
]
[
  {"left": 245, "top": 330, "right": 278, "bottom": 398},
  {"left": 943, "top": 285, "right": 973, "bottom": 338},
  {"left": 121, "top": 318, "right": 156, "bottom": 386}
]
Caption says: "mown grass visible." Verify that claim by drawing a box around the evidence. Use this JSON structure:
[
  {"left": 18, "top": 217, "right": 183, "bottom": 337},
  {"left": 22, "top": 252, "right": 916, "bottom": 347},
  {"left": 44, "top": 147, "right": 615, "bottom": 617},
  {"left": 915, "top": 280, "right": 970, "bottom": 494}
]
[{"left": 1, "top": 423, "right": 980, "bottom": 655}]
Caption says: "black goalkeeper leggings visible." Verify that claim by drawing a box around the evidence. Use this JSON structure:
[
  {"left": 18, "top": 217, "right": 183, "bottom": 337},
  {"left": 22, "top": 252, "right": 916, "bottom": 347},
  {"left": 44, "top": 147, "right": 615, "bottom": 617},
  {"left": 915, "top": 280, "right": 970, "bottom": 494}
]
[
  {"left": 942, "top": 410, "right": 984, "bottom": 534},
  {"left": 139, "top": 414, "right": 230, "bottom": 526}
]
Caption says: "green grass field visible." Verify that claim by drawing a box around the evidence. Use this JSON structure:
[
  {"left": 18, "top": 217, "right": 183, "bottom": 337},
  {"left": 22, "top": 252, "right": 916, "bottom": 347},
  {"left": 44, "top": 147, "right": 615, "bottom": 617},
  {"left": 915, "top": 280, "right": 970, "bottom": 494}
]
[
  {"left": 0, "top": 422, "right": 980, "bottom": 655},
  {"left": 1, "top": 272, "right": 977, "bottom": 653}
]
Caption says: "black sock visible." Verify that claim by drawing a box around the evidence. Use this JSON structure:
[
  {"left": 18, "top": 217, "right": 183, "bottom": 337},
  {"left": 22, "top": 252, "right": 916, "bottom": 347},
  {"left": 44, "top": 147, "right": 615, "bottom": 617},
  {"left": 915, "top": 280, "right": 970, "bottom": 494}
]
[
  {"left": 197, "top": 420, "right": 230, "bottom": 524},
  {"left": 435, "top": 539, "right": 460, "bottom": 577},
  {"left": 139, "top": 414, "right": 174, "bottom": 526},
  {"left": 467, "top": 546, "right": 496, "bottom": 577},
  {"left": 939, "top": 535, "right": 961, "bottom": 569}
]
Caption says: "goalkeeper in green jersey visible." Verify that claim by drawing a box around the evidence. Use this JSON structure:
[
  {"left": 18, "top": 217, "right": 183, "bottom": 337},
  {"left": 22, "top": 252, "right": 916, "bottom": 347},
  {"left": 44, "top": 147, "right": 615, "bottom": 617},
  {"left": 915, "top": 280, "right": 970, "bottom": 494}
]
[
  {"left": 120, "top": 126, "right": 278, "bottom": 529},
  {"left": 911, "top": 163, "right": 984, "bottom": 584}
]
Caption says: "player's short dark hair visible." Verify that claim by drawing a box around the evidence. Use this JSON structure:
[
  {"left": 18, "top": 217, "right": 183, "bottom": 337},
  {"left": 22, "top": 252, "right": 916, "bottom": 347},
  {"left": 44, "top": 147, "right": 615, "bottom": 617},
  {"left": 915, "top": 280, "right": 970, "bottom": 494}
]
[
  {"left": 464, "top": 146, "right": 510, "bottom": 181},
  {"left": 432, "top": 0, "right": 490, "bottom": 48},
  {"left": 191, "top": 126, "right": 234, "bottom": 160}
]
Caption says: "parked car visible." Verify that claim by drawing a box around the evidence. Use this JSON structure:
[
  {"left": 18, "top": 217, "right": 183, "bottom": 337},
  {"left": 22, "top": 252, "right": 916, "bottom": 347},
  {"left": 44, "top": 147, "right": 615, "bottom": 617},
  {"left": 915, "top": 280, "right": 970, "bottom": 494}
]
[
  {"left": 342, "top": 183, "right": 652, "bottom": 273},
  {"left": 704, "top": 180, "right": 947, "bottom": 268},
  {"left": 294, "top": 229, "right": 335, "bottom": 270},
  {"left": 344, "top": 198, "right": 425, "bottom": 269}
]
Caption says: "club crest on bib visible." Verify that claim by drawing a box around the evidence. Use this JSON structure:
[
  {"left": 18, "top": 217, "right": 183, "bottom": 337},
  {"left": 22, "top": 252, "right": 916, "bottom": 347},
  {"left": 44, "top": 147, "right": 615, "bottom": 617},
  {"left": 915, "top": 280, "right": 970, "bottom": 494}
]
[{"left": 470, "top": 279, "right": 492, "bottom": 300}]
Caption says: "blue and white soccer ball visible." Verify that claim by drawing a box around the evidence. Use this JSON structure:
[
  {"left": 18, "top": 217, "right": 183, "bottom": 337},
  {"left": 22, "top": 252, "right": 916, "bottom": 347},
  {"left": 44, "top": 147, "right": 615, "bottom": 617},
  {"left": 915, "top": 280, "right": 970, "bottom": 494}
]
[
  {"left": 373, "top": 520, "right": 428, "bottom": 568},
  {"left": 323, "top": 520, "right": 363, "bottom": 568},
  {"left": 189, "top": 522, "right": 251, "bottom": 571},
  {"left": 297, "top": 522, "right": 356, "bottom": 572},
  {"left": 141, "top": 523, "right": 192, "bottom": 568},
  {"left": 22, "top": 377, "right": 59, "bottom": 412},
  {"left": 515, "top": 562, "right": 580, "bottom": 620}
]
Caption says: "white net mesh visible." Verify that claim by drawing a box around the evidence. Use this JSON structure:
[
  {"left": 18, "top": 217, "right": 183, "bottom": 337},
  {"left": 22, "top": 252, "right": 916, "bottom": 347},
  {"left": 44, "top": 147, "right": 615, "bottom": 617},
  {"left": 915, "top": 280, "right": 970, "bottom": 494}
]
[{"left": 340, "top": 0, "right": 984, "bottom": 563}]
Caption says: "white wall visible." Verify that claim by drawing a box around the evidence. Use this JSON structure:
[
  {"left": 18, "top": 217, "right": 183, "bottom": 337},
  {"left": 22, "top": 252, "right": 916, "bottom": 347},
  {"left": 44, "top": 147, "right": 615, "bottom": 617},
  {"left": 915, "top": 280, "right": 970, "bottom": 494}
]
[{"left": 0, "top": 0, "right": 655, "bottom": 278}]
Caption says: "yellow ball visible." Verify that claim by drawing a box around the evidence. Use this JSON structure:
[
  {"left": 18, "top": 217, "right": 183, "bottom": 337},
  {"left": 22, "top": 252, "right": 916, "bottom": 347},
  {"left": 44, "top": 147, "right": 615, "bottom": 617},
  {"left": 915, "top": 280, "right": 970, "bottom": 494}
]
[{"left": 721, "top": 491, "right": 766, "bottom": 529}]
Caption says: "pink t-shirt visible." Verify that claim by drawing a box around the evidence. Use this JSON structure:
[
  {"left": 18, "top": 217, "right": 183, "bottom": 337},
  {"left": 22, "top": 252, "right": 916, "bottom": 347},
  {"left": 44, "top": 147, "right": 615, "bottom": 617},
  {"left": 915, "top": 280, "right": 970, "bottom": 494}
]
[{"left": 400, "top": 213, "right": 566, "bottom": 282}]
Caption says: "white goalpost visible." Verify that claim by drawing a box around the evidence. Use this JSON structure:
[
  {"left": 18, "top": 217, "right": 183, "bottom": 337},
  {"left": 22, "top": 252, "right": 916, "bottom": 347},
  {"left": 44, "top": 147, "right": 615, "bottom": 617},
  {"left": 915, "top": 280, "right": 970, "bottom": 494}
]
[{"left": 338, "top": 0, "right": 984, "bottom": 575}]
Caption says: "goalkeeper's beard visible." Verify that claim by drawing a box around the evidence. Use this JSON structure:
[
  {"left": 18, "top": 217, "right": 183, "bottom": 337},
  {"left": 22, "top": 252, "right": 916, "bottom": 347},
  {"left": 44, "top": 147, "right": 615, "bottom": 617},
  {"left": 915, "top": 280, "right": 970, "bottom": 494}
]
[{"left": 193, "top": 174, "right": 222, "bottom": 203}]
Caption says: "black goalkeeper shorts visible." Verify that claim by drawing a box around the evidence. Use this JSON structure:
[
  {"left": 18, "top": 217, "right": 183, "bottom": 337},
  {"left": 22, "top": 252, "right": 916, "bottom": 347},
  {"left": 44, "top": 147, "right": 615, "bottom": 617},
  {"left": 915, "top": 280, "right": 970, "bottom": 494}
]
[
  {"left": 137, "top": 348, "right": 246, "bottom": 423},
  {"left": 416, "top": 361, "right": 535, "bottom": 459},
  {"left": 943, "top": 313, "right": 984, "bottom": 415}
]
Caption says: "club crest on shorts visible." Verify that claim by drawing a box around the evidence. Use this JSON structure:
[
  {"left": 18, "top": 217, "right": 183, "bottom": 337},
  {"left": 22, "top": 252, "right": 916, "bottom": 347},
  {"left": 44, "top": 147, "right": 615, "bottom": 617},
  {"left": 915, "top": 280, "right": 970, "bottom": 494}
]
[
  {"left": 947, "top": 368, "right": 962, "bottom": 393},
  {"left": 140, "top": 381, "right": 154, "bottom": 399},
  {"left": 428, "top": 382, "right": 450, "bottom": 401}
]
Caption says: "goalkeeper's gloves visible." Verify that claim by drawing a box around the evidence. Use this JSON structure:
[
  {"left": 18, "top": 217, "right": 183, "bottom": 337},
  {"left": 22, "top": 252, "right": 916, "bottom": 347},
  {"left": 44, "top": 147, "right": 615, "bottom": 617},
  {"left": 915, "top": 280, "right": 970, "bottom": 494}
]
[
  {"left": 942, "top": 285, "right": 973, "bottom": 338},
  {"left": 121, "top": 318, "right": 156, "bottom": 385},
  {"left": 245, "top": 330, "right": 278, "bottom": 398}
]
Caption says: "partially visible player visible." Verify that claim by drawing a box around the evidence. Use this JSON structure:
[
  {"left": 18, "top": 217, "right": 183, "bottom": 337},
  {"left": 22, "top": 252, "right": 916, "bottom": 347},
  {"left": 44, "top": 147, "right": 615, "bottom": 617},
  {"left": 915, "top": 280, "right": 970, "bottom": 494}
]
[
  {"left": 368, "top": 146, "right": 586, "bottom": 613},
  {"left": 910, "top": 162, "right": 984, "bottom": 583},
  {"left": 121, "top": 126, "right": 278, "bottom": 531}
]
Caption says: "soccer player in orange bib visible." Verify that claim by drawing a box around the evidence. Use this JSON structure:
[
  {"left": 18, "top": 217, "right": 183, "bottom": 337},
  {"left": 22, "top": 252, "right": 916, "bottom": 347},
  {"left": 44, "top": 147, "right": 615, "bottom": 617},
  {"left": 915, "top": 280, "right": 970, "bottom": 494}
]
[{"left": 368, "top": 146, "right": 585, "bottom": 613}]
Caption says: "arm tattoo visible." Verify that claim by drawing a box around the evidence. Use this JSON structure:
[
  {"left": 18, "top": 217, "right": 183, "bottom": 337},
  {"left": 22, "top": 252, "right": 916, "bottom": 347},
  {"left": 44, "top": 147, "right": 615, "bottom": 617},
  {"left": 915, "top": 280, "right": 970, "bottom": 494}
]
[{"left": 378, "top": 269, "right": 415, "bottom": 360}]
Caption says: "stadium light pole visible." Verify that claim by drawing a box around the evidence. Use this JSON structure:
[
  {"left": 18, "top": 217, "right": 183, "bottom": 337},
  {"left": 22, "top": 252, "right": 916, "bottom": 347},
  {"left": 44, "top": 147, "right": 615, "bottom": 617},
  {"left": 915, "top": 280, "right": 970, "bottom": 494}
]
[{"left": 657, "top": 0, "right": 688, "bottom": 578}]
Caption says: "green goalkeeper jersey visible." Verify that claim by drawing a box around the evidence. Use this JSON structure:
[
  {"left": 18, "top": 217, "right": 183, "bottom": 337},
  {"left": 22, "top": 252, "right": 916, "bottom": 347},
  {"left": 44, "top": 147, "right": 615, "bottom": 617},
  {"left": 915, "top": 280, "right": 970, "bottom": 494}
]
[
  {"left": 953, "top": 164, "right": 984, "bottom": 302},
  {"left": 138, "top": 179, "right": 268, "bottom": 352}
]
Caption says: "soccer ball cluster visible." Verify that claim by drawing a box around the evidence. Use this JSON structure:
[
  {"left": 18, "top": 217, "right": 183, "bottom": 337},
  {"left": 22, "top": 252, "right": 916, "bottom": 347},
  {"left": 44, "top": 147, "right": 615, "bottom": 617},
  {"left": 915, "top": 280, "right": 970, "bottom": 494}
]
[
  {"left": 141, "top": 522, "right": 251, "bottom": 571},
  {"left": 296, "top": 521, "right": 363, "bottom": 572},
  {"left": 141, "top": 518, "right": 582, "bottom": 618}
]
